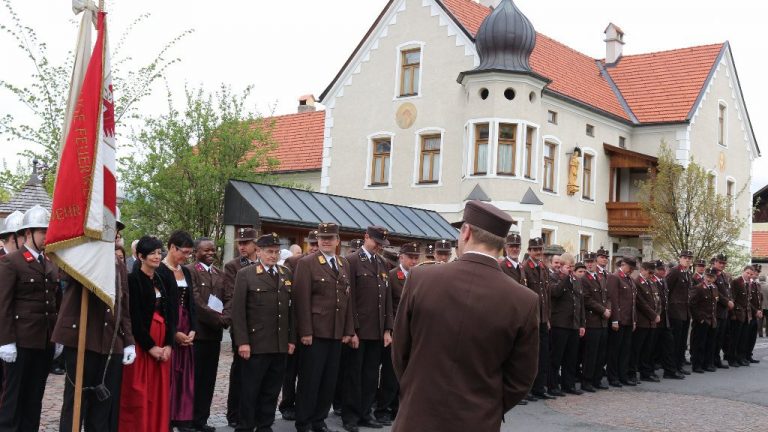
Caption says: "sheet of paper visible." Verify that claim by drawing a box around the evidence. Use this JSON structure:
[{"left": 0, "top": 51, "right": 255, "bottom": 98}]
[{"left": 207, "top": 294, "right": 224, "bottom": 313}]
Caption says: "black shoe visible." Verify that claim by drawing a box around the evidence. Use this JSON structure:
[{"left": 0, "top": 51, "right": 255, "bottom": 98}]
[
  {"left": 532, "top": 391, "right": 557, "bottom": 400},
  {"left": 525, "top": 393, "right": 538, "bottom": 402},
  {"left": 358, "top": 418, "right": 383, "bottom": 429},
  {"left": 549, "top": 389, "right": 566, "bottom": 397},
  {"left": 50, "top": 366, "right": 65, "bottom": 376},
  {"left": 342, "top": 424, "right": 359, "bottom": 432},
  {"left": 739, "top": 359, "right": 750, "bottom": 367},
  {"left": 609, "top": 380, "right": 623, "bottom": 387},
  {"left": 684, "top": 359, "right": 692, "bottom": 365},
  {"left": 564, "top": 388, "right": 584, "bottom": 395},
  {"left": 581, "top": 383, "right": 596, "bottom": 393},
  {"left": 678, "top": 368, "right": 691, "bottom": 375},
  {"left": 282, "top": 409, "right": 296, "bottom": 421},
  {"left": 517, "top": 399, "right": 528, "bottom": 405},
  {"left": 729, "top": 360, "right": 741, "bottom": 368},
  {"left": 619, "top": 379, "right": 636, "bottom": 386},
  {"left": 195, "top": 425, "right": 215, "bottom": 432},
  {"left": 749, "top": 358, "right": 760, "bottom": 364},
  {"left": 374, "top": 414, "right": 392, "bottom": 426},
  {"left": 663, "top": 372, "right": 685, "bottom": 379},
  {"left": 716, "top": 363, "right": 730, "bottom": 369},
  {"left": 594, "top": 382, "right": 610, "bottom": 390},
  {"left": 705, "top": 366, "right": 717, "bottom": 372},
  {"left": 641, "top": 375, "right": 660, "bottom": 382},
  {"left": 315, "top": 426, "right": 339, "bottom": 432},
  {"left": 692, "top": 367, "right": 705, "bottom": 373}
]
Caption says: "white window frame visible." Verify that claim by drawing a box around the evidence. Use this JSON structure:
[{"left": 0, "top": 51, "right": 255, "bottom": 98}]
[
  {"left": 365, "top": 131, "right": 395, "bottom": 190},
  {"left": 540, "top": 135, "right": 561, "bottom": 196},
  {"left": 725, "top": 175, "right": 736, "bottom": 216},
  {"left": 580, "top": 147, "right": 597, "bottom": 204},
  {"left": 717, "top": 100, "right": 728, "bottom": 148},
  {"left": 464, "top": 119, "right": 539, "bottom": 181},
  {"left": 521, "top": 124, "right": 539, "bottom": 183},
  {"left": 412, "top": 127, "right": 445, "bottom": 188},
  {"left": 541, "top": 224, "right": 558, "bottom": 246},
  {"left": 578, "top": 231, "right": 594, "bottom": 260},
  {"left": 394, "top": 41, "right": 425, "bottom": 101}
]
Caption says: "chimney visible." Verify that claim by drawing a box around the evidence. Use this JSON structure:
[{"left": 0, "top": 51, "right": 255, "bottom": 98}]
[
  {"left": 476, "top": 0, "right": 502, "bottom": 8},
  {"left": 297, "top": 94, "right": 317, "bottom": 113},
  {"left": 604, "top": 23, "right": 625, "bottom": 65}
]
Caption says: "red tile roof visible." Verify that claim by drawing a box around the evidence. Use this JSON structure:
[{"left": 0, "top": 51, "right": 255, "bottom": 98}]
[
  {"left": 604, "top": 44, "right": 724, "bottom": 123},
  {"left": 439, "top": 0, "right": 722, "bottom": 124},
  {"left": 251, "top": 110, "right": 325, "bottom": 172},
  {"left": 752, "top": 231, "right": 768, "bottom": 258}
]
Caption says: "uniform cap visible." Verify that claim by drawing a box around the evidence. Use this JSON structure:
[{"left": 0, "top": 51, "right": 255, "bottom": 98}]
[
  {"left": 236, "top": 227, "right": 258, "bottom": 242},
  {"left": 715, "top": 253, "right": 728, "bottom": 263},
  {"left": 641, "top": 261, "right": 656, "bottom": 271},
  {"left": 349, "top": 239, "right": 363, "bottom": 249},
  {"left": 705, "top": 268, "right": 718, "bottom": 277},
  {"left": 17, "top": 205, "right": 50, "bottom": 233},
  {"left": 574, "top": 262, "right": 586, "bottom": 271},
  {"left": 679, "top": 250, "right": 694, "bottom": 258},
  {"left": 366, "top": 226, "right": 390, "bottom": 246},
  {"left": 307, "top": 230, "right": 318, "bottom": 243},
  {"left": 400, "top": 242, "right": 420, "bottom": 255},
  {"left": 621, "top": 257, "right": 637, "bottom": 268},
  {"left": 655, "top": 260, "right": 666, "bottom": 269},
  {"left": 317, "top": 222, "right": 339, "bottom": 236},
  {"left": 256, "top": 232, "right": 280, "bottom": 248},
  {"left": 505, "top": 233, "right": 521, "bottom": 246},
  {"left": 694, "top": 259, "right": 707, "bottom": 267},
  {"left": 528, "top": 237, "right": 544, "bottom": 249},
  {"left": 424, "top": 243, "right": 435, "bottom": 257},
  {"left": 435, "top": 239, "right": 453, "bottom": 252},
  {"left": 450, "top": 200, "right": 514, "bottom": 238},
  {"left": 583, "top": 252, "right": 597, "bottom": 262},
  {"left": 596, "top": 246, "right": 609, "bottom": 257}
]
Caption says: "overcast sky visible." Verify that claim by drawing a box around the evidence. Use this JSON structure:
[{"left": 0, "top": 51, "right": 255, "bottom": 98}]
[{"left": 2, "top": 0, "right": 766, "bottom": 190}]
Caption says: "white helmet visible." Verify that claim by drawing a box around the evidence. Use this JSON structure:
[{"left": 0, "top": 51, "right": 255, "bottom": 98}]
[
  {"left": 115, "top": 207, "right": 125, "bottom": 231},
  {"left": 17, "top": 205, "right": 50, "bottom": 233},
  {"left": 1, "top": 211, "right": 24, "bottom": 236}
]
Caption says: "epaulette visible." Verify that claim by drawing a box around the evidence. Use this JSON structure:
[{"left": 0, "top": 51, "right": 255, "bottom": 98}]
[{"left": 415, "top": 260, "right": 437, "bottom": 267}]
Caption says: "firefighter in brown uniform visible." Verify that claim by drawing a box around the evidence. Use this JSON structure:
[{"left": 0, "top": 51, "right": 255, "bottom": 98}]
[
  {"left": 186, "top": 237, "right": 226, "bottom": 432},
  {"left": 745, "top": 265, "right": 763, "bottom": 363},
  {"left": 52, "top": 212, "right": 136, "bottom": 432},
  {"left": 631, "top": 262, "right": 662, "bottom": 382},
  {"left": 523, "top": 236, "right": 554, "bottom": 400},
  {"left": 606, "top": 257, "right": 637, "bottom": 387},
  {"left": 728, "top": 266, "right": 754, "bottom": 367},
  {"left": 500, "top": 233, "right": 525, "bottom": 284},
  {"left": 347, "top": 239, "right": 363, "bottom": 256},
  {"left": 341, "top": 226, "right": 393, "bottom": 432},
  {"left": 689, "top": 268, "right": 718, "bottom": 373},
  {"left": 423, "top": 243, "right": 435, "bottom": 261},
  {"left": 711, "top": 254, "right": 733, "bottom": 369},
  {"left": 653, "top": 260, "right": 684, "bottom": 379},
  {"left": 548, "top": 253, "right": 585, "bottom": 395},
  {"left": 232, "top": 233, "right": 295, "bottom": 432},
  {"left": 280, "top": 230, "right": 318, "bottom": 421},
  {"left": 581, "top": 252, "right": 611, "bottom": 391},
  {"left": 294, "top": 222, "right": 354, "bottom": 432},
  {"left": 375, "top": 242, "right": 419, "bottom": 423},
  {"left": 433, "top": 239, "right": 452, "bottom": 263},
  {"left": 0, "top": 205, "right": 60, "bottom": 431},
  {"left": 0, "top": 211, "right": 24, "bottom": 256},
  {"left": 665, "top": 250, "right": 694, "bottom": 375},
  {"left": 224, "top": 227, "right": 259, "bottom": 428},
  {"left": 392, "top": 200, "right": 539, "bottom": 432}
]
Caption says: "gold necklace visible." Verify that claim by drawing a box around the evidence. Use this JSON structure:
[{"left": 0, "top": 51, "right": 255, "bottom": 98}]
[{"left": 163, "top": 258, "right": 181, "bottom": 272}]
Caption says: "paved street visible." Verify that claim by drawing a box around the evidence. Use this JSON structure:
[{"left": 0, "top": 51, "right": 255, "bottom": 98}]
[{"left": 39, "top": 339, "right": 767, "bottom": 431}]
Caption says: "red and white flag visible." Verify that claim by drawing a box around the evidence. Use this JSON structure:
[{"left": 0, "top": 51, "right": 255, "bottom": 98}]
[{"left": 47, "top": 10, "right": 117, "bottom": 307}]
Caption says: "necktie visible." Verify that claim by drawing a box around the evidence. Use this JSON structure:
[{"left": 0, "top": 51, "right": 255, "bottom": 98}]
[
  {"left": 330, "top": 257, "right": 339, "bottom": 275},
  {"left": 38, "top": 254, "right": 44, "bottom": 267}
]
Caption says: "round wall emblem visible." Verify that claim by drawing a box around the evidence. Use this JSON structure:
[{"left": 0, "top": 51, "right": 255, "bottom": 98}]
[{"left": 395, "top": 103, "right": 417, "bottom": 129}]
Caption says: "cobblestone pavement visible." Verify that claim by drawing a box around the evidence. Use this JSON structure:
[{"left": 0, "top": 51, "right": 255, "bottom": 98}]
[{"left": 38, "top": 340, "right": 768, "bottom": 431}]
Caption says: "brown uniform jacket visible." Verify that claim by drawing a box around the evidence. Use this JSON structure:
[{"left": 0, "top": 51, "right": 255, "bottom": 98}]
[
  {"left": 607, "top": 270, "right": 636, "bottom": 327},
  {"left": 666, "top": 266, "right": 692, "bottom": 321},
  {"left": 52, "top": 261, "right": 134, "bottom": 354},
  {"left": 550, "top": 274, "right": 585, "bottom": 330},
  {"left": 634, "top": 276, "right": 660, "bottom": 329},
  {"left": 187, "top": 262, "right": 227, "bottom": 341},
  {"left": 392, "top": 253, "right": 539, "bottom": 432},
  {"left": 690, "top": 282, "right": 718, "bottom": 328},
  {"left": 582, "top": 272, "right": 610, "bottom": 328},
  {"left": 0, "top": 246, "right": 60, "bottom": 349},
  {"left": 294, "top": 252, "right": 354, "bottom": 340},
  {"left": 499, "top": 257, "right": 525, "bottom": 285},
  {"left": 388, "top": 265, "right": 407, "bottom": 317},
  {"left": 231, "top": 263, "right": 294, "bottom": 354},
  {"left": 346, "top": 249, "right": 393, "bottom": 340},
  {"left": 523, "top": 257, "right": 550, "bottom": 325},
  {"left": 730, "top": 277, "right": 751, "bottom": 322},
  {"left": 749, "top": 281, "right": 762, "bottom": 320},
  {"left": 714, "top": 272, "right": 732, "bottom": 320},
  {"left": 284, "top": 253, "right": 304, "bottom": 272},
  {"left": 654, "top": 276, "right": 671, "bottom": 328},
  {"left": 222, "top": 256, "right": 257, "bottom": 326}
]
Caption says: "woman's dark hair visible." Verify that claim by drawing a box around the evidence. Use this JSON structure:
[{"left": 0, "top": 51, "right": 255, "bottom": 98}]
[
  {"left": 115, "top": 245, "right": 126, "bottom": 263},
  {"left": 136, "top": 235, "right": 164, "bottom": 260},
  {"left": 167, "top": 230, "right": 194, "bottom": 250}
]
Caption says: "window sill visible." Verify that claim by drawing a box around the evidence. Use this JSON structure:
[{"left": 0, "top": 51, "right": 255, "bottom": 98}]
[
  {"left": 580, "top": 197, "right": 596, "bottom": 205},
  {"left": 364, "top": 184, "right": 393, "bottom": 190},
  {"left": 541, "top": 189, "right": 559, "bottom": 197},
  {"left": 412, "top": 181, "right": 442, "bottom": 188},
  {"left": 394, "top": 94, "right": 421, "bottom": 101}
]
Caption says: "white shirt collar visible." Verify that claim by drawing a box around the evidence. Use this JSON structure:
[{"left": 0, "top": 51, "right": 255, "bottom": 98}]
[
  {"left": 321, "top": 251, "right": 337, "bottom": 266},
  {"left": 506, "top": 256, "right": 519, "bottom": 268},
  {"left": 26, "top": 245, "right": 40, "bottom": 260},
  {"left": 464, "top": 251, "right": 497, "bottom": 261},
  {"left": 199, "top": 262, "right": 211, "bottom": 272},
  {"left": 361, "top": 246, "right": 373, "bottom": 260},
  {"left": 399, "top": 264, "right": 409, "bottom": 277}
]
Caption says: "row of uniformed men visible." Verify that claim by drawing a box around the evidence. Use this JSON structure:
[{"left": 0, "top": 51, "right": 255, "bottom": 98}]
[
  {"left": 219, "top": 225, "right": 456, "bottom": 432},
  {"left": 497, "top": 235, "right": 764, "bottom": 401}
]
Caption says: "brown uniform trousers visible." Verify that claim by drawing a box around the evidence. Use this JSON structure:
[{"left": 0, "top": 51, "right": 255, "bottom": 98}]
[
  {"left": 581, "top": 272, "right": 610, "bottom": 387},
  {"left": 632, "top": 277, "right": 660, "bottom": 379},
  {"left": 376, "top": 266, "right": 407, "bottom": 419},
  {"left": 606, "top": 271, "right": 636, "bottom": 384},
  {"left": 746, "top": 281, "right": 763, "bottom": 361},
  {"left": 728, "top": 277, "right": 751, "bottom": 364},
  {"left": 280, "top": 253, "right": 306, "bottom": 414},
  {"left": 689, "top": 283, "right": 718, "bottom": 370},
  {"left": 666, "top": 266, "right": 692, "bottom": 371},
  {"left": 523, "top": 258, "right": 551, "bottom": 395},
  {"left": 713, "top": 272, "right": 732, "bottom": 366},
  {"left": 499, "top": 257, "right": 525, "bottom": 285},
  {"left": 549, "top": 275, "right": 585, "bottom": 392},
  {"left": 231, "top": 263, "right": 294, "bottom": 431},
  {"left": 0, "top": 246, "right": 60, "bottom": 431}
]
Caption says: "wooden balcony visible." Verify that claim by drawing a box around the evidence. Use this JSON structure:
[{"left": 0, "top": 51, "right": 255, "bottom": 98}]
[{"left": 606, "top": 202, "right": 651, "bottom": 237}]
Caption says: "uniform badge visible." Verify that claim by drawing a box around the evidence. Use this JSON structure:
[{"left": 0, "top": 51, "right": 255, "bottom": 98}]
[
  {"left": 256, "top": 265, "right": 264, "bottom": 274},
  {"left": 318, "top": 255, "right": 326, "bottom": 265},
  {"left": 278, "top": 267, "right": 285, "bottom": 275},
  {"left": 381, "top": 272, "right": 387, "bottom": 280},
  {"left": 506, "top": 260, "right": 512, "bottom": 268},
  {"left": 397, "top": 271, "right": 405, "bottom": 280},
  {"left": 359, "top": 251, "right": 367, "bottom": 262},
  {"left": 22, "top": 251, "right": 34, "bottom": 263},
  {"left": 528, "top": 260, "right": 535, "bottom": 269},
  {"left": 285, "top": 280, "right": 292, "bottom": 286}
]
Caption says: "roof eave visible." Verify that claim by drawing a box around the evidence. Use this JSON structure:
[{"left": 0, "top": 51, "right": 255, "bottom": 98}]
[{"left": 543, "top": 89, "right": 634, "bottom": 126}]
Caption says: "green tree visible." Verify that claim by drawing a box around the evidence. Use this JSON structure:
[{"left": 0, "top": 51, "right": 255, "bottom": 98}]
[
  {"left": 119, "top": 85, "right": 279, "bottom": 248},
  {"left": 638, "top": 142, "right": 749, "bottom": 265},
  {"left": 0, "top": 0, "right": 192, "bottom": 192}
]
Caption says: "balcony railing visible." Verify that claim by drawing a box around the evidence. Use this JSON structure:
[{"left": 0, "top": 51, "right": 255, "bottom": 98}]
[{"left": 606, "top": 202, "right": 651, "bottom": 237}]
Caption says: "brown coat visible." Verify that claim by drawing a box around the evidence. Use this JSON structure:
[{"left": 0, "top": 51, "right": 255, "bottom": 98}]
[
  {"left": 187, "top": 262, "right": 227, "bottom": 341},
  {"left": 0, "top": 246, "right": 60, "bottom": 349},
  {"left": 222, "top": 256, "right": 257, "bottom": 326},
  {"left": 52, "top": 261, "right": 134, "bottom": 354},
  {"left": 392, "top": 253, "right": 539, "bottom": 432},
  {"left": 582, "top": 272, "right": 610, "bottom": 328},
  {"left": 523, "top": 257, "right": 550, "bottom": 325},
  {"left": 666, "top": 266, "right": 692, "bottom": 321},
  {"left": 499, "top": 257, "right": 525, "bottom": 285},
  {"left": 606, "top": 270, "right": 636, "bottom": 327},
  {"left": 550, "top": 274, "right": 585, "bottom": 329},
  {"left": 634, "top": 276, "right": 660, "bottom": 329},
  {"left": 654, "top": 276, "right": 671, "bottom": 328},
  {"left": 283, "top": 253, "right": 304, "bottom": 272},
  {"left": 750, "top": 281, "right": 763, "bottom": 319},
  {"left": 714, "top": 271, "right": 732, "bottom": 320},
  {"left": 294, "top": 252, "right": 354, "bottom": 340},
  {"left": 231, "top": 263, "right": 294, "bottom": 354},
  {"left": 690, "top": 282, "right": 718, "bottom": 327},
  {"left": 388, "top": 266, "right": 407, "bottom": 317},
  {"left": 730, "top": 277, "right": 751, "bottom": 322},
  {"left": 346, "top": 250, "right": 393, "bottom": 340}
]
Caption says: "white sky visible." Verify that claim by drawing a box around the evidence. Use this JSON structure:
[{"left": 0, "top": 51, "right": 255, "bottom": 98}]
[{"left": 1, "top": 0, "right": 766, "bottom": 190}]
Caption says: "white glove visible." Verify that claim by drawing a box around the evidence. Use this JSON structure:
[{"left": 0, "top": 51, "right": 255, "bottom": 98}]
[
  {"left": 0, "top": 343, "right": 17, "bottom": 363},
  {"left": 122, "top": 345, "right": 136, "bottom": 365},
  {"left": 54, "top": 343, "right": 64, "bottom": 359}
]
